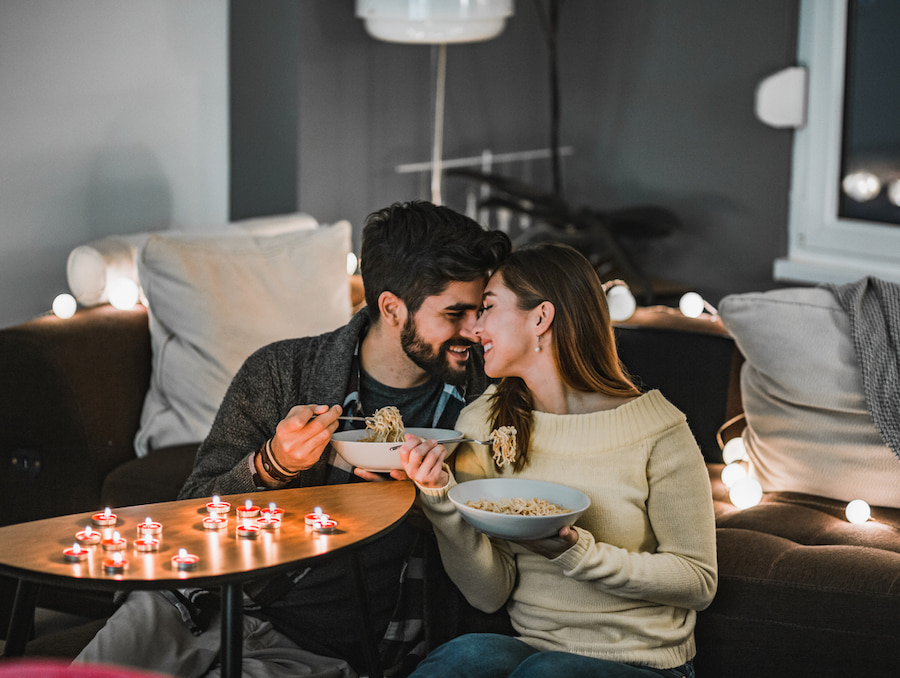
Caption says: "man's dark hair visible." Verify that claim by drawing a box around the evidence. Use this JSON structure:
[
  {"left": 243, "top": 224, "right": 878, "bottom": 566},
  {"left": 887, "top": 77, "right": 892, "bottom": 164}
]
[{"left": 360, "top": 201, "right": 511, "bottom": 320}]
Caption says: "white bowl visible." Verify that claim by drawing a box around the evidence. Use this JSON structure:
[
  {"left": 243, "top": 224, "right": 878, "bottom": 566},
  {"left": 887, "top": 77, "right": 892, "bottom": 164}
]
[
  {"left": 448, "top": 478, "right": 591, "bottom": 540},
  {"left": 331, "top": 427, "right": 462, "bottom": 472}
]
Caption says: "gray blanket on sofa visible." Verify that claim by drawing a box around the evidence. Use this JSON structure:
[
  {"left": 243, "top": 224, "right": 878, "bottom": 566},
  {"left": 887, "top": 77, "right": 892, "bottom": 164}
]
[{"left": 828, "top": 277, "right": 900, "bottom": 462}]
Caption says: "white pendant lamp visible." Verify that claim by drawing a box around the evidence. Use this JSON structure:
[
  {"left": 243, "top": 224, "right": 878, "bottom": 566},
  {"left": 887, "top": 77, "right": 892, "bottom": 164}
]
[{"left": 356, "top": 0, "right": 514, "bottom": 45}]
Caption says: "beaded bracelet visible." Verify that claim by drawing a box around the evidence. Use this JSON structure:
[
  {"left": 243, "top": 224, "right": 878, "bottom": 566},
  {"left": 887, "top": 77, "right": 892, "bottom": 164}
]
[{"left": 258, "top": 439, "right": 300, "bottom": 483}]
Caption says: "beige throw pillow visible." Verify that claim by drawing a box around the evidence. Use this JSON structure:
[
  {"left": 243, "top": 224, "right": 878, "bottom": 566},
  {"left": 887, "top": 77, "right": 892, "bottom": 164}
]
[
  {"left": 134, "top": 220, "right": 352, "bottom": 457},
  {"left": 719, "top": 287, "right": 900, "bottom": 508}
]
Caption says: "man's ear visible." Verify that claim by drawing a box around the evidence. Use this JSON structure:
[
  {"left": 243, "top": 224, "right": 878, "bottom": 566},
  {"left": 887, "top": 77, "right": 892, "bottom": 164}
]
[
  {"left": 378, "top": 291, "right": 407, "bottom": 328},
  {"left": 534, "top": 301, "right": 555, "bottom": 337}
]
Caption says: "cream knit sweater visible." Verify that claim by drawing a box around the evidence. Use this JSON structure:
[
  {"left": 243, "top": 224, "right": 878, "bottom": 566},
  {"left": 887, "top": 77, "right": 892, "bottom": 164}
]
[{"left": 417, "top": 387, "right": 718, "bottom": 670}]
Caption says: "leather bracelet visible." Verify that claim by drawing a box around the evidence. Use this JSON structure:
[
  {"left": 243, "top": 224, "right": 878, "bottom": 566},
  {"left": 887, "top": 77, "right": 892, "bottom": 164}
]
[{"left": 258, "top": 439, "right": 300, "bottom": 483}]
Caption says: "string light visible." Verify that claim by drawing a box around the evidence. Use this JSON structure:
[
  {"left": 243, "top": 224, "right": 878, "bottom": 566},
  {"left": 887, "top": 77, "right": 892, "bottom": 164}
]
[
  {"left": 604, "top": 282, "right": 637, "bottom": 322},
  {"left": 845, "top": 499, "right": 871, "bottom": 524},
  {"left": 729, "top": 476, "right": 763, "bottom": 509},
  {"left": 722, "top": 437, "right": 750, "bottom": 464},
  {"left": 107, "top": 278, "right": 141, "bottom": 310},
  {"left": 679, "top": 292, "right": 718, "bottom": 319},
  {"left": 52, "top": 293, "right": 77, "bottom": 319},
  {"left": 841, "top": 171, "right": 882, "bottom": 202},
  {"left": 720, "top": 462, "right": 748, "bottom": 489}
]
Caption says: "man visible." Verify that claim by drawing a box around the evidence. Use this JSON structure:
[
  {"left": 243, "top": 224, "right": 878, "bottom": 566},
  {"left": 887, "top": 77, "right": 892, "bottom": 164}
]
[{"left": 75, "top": 201, "right": 511, "bottom": 677}]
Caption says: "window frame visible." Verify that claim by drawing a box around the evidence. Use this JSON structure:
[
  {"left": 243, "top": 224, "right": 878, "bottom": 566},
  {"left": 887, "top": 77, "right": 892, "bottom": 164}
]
[{"left": 774, "top": 0, "right": 900, "bottom": 285}]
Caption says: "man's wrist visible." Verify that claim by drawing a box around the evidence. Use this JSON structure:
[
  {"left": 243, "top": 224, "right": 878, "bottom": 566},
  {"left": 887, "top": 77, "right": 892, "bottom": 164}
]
[{"left": 254, "top": 439, "right": 301, "bottom": 486}]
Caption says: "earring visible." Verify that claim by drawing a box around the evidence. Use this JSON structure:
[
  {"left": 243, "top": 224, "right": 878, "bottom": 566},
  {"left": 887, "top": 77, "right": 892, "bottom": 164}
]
[{"left": 535, "top": 336, "right": 541, "bottom": 353}]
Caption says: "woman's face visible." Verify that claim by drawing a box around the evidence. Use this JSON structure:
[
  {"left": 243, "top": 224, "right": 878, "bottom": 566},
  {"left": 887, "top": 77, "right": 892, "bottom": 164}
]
[{"left": 474, "top": 274, "right": 539, "bottom": 379}]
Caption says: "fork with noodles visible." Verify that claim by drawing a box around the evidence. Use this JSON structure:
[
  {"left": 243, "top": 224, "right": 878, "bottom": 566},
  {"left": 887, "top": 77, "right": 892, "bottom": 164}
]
[{"left": 359, "top": 406, "right": 405, "bottom": 443}]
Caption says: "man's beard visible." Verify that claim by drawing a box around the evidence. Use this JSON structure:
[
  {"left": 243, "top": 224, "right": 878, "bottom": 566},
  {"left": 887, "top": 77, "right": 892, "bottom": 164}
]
[{"left": 400, "top": 316, "right": 473, "bottom": 386}]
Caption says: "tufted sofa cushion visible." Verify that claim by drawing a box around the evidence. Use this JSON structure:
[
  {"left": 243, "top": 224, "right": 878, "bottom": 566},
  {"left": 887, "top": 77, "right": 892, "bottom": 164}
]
[{"left": 696, "top": 464, "right": 900, "bottom": 677}]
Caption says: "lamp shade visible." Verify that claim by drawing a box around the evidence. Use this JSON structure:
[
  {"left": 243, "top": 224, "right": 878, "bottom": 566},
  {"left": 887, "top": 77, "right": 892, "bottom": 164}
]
[{"left": 356, "top": 0, "right": 513, "bottom": 44}]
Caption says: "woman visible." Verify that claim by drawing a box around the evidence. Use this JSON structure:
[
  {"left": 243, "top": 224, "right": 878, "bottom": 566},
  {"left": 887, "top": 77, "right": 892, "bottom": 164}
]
[{"left": 397, "top": 243, "right": 717, "bottom": 678}]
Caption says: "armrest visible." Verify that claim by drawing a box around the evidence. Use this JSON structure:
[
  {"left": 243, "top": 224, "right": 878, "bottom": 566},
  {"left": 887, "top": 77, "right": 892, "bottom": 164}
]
[{"left": 0, "top": 305, "right": 151, "bottom": 525}]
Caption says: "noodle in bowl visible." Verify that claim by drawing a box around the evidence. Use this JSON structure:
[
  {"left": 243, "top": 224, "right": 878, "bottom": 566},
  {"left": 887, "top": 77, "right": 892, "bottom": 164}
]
[
  {"left": 331, "top": 427, "right": 462, "bottom": 472},
  {"left": 448, "top": 478, "right": 591, "bottom": 540}
]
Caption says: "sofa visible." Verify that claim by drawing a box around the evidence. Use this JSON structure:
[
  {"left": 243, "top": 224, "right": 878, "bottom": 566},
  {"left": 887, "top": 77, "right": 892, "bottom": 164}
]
[{"left": 2, "top": 289, "right": 900, "bottom": 677}]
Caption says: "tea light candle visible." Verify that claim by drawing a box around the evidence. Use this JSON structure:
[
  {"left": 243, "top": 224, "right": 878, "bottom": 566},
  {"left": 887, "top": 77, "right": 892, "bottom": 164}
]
[
  {"left": 202, "top": 509, "right": 228, "bottom": 530},
  {"left": 266, "top": 502, "right": 284, "bottom": 518},
  {"left": 172, "top": 548, "right": 199, "bottom": 571},
  {"left": 102, "top": 531, "right": 127, "bottom": 551},
  {"left": 312, "top": 518, "right": 338, "bottom": 534},
  {"left": 257, "top": 511, "right": 281, "bottom": 530},
  {"left": 237, "top": 499, "right": 260, "bottom": 519},
  {"left": 92, "top": 507, "right": 117, "bottom": 527},
  {"left": 63, "top": 543, "right": 89, "bottom": 563},
  {"left": 137, "top": 516, "right": 162, "bottom": 537},
  {"left": 134, "top": 536, "right": 160, "bottom": 552},
  {"left": 305, "top": 506, "right": 328, "bottom": 525},
  {"left": 103, "top": 551, "right": 127, "bottom": 574},
  {"left": 206, "top": 495, "right": 231, "bottom": 514},
  {"left": 75, "top": 525, "right": 101, "bottom": 546},
  {"left": 236, "top": 523, "right": 260, "bottom": 539}
]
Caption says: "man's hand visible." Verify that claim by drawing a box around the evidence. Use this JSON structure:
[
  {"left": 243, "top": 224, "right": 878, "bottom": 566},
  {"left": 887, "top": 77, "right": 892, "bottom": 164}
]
[
  {"left": 269, "top": 404, "right": 341, "bottom": 474},
  {"left": 397, "top": 434, "right": 449, "bottom": 488}
]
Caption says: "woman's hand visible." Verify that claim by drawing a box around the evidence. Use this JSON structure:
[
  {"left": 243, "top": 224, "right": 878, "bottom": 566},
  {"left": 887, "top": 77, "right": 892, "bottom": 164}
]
[
  {"left": 517, "top": 525, "right": 578, "bottom": 559},
  {"left": 397, "top": 434, "right": 449, "bottom": 488}
]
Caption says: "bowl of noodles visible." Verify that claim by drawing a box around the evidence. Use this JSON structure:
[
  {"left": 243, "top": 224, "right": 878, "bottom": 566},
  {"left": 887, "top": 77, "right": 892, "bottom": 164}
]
[
  {"left": 330, "top": 426, "right": 462, "bottom": 472},
  {"left": 448, "top": 478, "right": 591, "bottom": 540}
]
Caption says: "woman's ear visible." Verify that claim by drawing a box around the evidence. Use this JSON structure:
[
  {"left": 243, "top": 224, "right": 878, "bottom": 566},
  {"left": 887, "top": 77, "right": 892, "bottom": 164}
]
[
  {"left": 534, "top": 301, "right": 555, "bottom": 337},
  {"left": 378, "top": 291, "right": 407, "bottom": 328}
]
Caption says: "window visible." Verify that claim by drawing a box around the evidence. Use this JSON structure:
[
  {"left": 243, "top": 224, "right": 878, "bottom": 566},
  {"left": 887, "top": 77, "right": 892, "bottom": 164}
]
[{"left": 774, "top": 0, "right": 900, "bottom": 285}]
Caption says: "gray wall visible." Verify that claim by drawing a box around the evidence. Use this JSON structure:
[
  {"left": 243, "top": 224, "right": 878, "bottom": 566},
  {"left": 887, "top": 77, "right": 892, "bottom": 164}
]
[
  {"left": 1, "top": 1, "right": 798, "bottom": 328},
  {"left": 0, "top": 1, "right": 228, "bottom": 329},
  {"left": 233, "top": 0, "right": 799, "bottom": 306}
]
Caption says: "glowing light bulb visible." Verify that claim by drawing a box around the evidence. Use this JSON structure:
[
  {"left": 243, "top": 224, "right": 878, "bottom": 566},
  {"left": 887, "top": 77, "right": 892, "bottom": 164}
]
[
  {"left": 721, "top": 462, "right": 748, "bottom": 489},
  {"left": 107, "top": 278, "right": 140, "bottom": 310},
  {"left": 888, "top": 180, "right": 900, "bottom": 207},
  {"left": 729, "top": 476, "right": 763, "bottom": 509},
  {"left": 722, "top": 437, "right": 749, "bottom": 464},
  {"left": 606, "top": 285, "right": 637, "bottom": 322},
  {"left": 346, "top": 252, "right": 359, "bottom": 276},
  {"left": 679, "top": 292, "right": 705, "bottom": 318},
  {"left": 845, "top": 499, "right": 871, "bottom": 524},
  {"left": 52, "top": 293, "right": 77, "bottom": 319},
  {"left": 841, "top": 171, "right": 881, "bottom": 202}
]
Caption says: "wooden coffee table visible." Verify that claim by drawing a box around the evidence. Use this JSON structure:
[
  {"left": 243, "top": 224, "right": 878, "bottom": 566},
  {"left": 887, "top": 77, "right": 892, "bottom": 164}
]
[{"left": 0, "top": 481, "right": 416, "bottom": 678}]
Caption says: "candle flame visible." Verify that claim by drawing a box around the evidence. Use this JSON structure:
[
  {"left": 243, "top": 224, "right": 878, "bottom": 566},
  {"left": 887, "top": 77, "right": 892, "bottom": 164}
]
[
  {"left": 314, "top": 506, "right": 322, "bottom": 515},
  {"left": 179, "top": 548, "right": 187, "bottom": 558},
  {"left": 208, "top": 509, "right": 219, "bottom": 520},
  {"left": 72, "top": 543, "right": 80, "bottom": 553},
  {"left": 245, "top": 499, "right": 253, "bottom": 509},
  {"left": 269, "top": 502, "right": 277, "bottom": 511},
  {"left": 113, "top": 551, "right": 123, "bottom": 564},
  {"left": 212, "top": 495, "right": 220, "bottom": 504},
  {"left": 145, "top": 516, "right": 152, "bottom": 525},
  {"left": 112, "top": 531, "right": 121, "bottom": 540},
  {"left": 103, "top": 507, "right": 111, "bottom": 517},
  {"left": 84, "top": 526, "right": 92, "bottom": 536}
]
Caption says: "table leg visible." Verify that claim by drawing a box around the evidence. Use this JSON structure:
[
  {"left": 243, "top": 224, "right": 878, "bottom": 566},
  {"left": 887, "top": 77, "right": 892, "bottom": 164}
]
[
  {"left": 219, "top": 582, "right": 243, "bottom": 678},
  {"left": 2, "top": 580, "right": 37, "bottom": 657},
  {"left": 350, "top": 551, "right": 382, "bottom": 678}
]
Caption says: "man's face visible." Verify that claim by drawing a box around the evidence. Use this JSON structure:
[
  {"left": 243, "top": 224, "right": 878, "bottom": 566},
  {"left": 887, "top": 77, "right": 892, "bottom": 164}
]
[{"left": 400, "top": 278, "right": 486, "bottom": 386}]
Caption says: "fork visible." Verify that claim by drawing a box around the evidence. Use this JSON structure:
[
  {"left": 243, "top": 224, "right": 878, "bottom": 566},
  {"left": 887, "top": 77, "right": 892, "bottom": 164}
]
[{"left": 390, "top": 437, "right": 494, "bottom": 450}]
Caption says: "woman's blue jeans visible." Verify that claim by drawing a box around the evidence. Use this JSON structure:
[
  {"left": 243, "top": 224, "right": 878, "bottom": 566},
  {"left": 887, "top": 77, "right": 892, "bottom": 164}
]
[{"left": 408, "top": 633, "right": 695, "bottom": 678}]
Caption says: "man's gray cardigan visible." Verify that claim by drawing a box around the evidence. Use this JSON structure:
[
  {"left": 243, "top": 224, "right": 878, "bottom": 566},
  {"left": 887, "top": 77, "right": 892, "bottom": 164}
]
[{"left": 179, "top": 309, "right": 489, "bottom": 499}]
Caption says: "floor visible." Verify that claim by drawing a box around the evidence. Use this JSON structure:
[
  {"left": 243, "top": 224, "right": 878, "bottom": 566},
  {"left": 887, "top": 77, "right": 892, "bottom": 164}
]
[{"left": 0, "top": 608, "right": 94, "bottom": 655}]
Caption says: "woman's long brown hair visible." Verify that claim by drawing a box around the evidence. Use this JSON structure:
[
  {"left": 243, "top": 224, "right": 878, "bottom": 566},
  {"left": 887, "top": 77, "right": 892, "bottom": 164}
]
[{"left": 489, "top": 243, "right": 641, "bottom": 471}]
